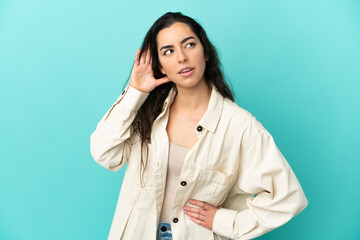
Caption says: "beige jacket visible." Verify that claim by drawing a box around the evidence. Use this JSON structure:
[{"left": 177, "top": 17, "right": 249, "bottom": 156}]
[{"left": 90, "top": 83, "right": 308, "bottom": 240}]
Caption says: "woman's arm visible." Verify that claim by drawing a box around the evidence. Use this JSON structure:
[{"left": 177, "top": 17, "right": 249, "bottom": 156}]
[
  {"left": 90, "top": 45, "right": 170, "bottom": 172},
  {"left": 89, "top": 84, "right": 149, "bottom": 171},
  {"left": 212, "top": 126, "right": 308, "bottom": 239}
]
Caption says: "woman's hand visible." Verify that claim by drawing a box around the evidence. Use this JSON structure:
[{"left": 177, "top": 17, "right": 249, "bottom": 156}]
[
  {"left": 129, "top": 44, "right": 171, "bottom": 93},
  {"left": 183, "top": 199, "right": 222, "bottom": 231}
]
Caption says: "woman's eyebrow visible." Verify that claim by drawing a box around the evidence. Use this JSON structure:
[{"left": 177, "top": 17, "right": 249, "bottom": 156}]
[{"left": 159, "top": 36, "right": 195, "bottom": 51}]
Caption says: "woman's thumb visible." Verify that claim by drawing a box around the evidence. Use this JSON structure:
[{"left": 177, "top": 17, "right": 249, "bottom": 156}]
[{"left": 156, "top": 76, "right": 172, "bottom": 86}]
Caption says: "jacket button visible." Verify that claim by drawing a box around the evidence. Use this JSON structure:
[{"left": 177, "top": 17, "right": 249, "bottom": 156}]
[
  {"left": 173, "top": 218, "right": 178, "bottom": 223},
  {"left": 180, "top": 181, "right": 187, "bottom": 186},
  {"left": 161, "top": 226, "right": 167, "bottom": 232},
  {"left": 196, "top": 125, "right": 203, "bottom": 132}
]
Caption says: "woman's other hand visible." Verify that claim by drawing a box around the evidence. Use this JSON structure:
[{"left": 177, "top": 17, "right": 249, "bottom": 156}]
[
  {"left": 183, "top": 199, "right": 222, "bottom": 231},
  {"left": 129, "top": 44, "right": 171, "bottom": 93}
]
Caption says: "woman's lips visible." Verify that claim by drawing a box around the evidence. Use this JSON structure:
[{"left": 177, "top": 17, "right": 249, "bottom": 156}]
[{"left": 179, "top": 68, "right": 195, "bottom": 77}]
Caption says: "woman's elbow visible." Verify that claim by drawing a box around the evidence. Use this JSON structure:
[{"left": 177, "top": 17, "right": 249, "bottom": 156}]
[
  {"left": 90, "top": 137, "right": 130, "bottom": 172},
  {"left": 292, "top": 189, "right": 309, "bottom": 218}
]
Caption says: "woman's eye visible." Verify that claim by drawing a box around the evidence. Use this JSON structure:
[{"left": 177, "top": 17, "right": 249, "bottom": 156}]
[
  {"left": 164, "top": 49, "right": 173, "bottom": 55},
  {"left": 163, "top": 43, "right": 195, "bottom": 56}
]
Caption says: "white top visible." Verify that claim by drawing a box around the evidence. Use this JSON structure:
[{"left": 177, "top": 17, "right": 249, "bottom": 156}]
[{"left": 160, "top": 141, "right": 191, "bottom": 222}]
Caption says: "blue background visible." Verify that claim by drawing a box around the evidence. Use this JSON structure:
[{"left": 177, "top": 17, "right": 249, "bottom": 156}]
[{"left": 1, "top": 0, "right": 359, "bottom": 239}]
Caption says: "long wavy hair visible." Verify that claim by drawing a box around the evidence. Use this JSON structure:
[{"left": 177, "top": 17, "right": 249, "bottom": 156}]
[{"left": 122, "top": 12, "right": 234, "bottom": 188}]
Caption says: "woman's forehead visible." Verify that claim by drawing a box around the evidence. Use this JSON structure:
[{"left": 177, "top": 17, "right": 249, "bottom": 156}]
[{"left": 157, "top": 23, "right": 197, "bottom": 46}]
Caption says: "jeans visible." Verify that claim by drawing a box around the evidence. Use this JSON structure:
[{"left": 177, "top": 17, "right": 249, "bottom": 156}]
[{"left": 156, "top": 221, "right": 173, "bottom": 240}]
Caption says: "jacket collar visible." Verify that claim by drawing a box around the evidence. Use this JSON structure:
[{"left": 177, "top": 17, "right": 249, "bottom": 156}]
[{"left": 162, "top": 82, "right": 224, "bottom": 133}]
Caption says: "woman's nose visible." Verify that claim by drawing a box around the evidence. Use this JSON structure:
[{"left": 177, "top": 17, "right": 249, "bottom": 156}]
[{"left": 177, "top": 49, "right": 188, "bottom": 63}]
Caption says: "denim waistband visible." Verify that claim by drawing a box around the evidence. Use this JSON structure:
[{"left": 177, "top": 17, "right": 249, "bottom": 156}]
[{"left": 156, "top": 221, "right": 172, "bottom": 240}]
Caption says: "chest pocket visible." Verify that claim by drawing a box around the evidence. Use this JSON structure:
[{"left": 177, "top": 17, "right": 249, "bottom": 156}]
[{"left": 191, "top": 168, "right": 235, "bottom": 207}]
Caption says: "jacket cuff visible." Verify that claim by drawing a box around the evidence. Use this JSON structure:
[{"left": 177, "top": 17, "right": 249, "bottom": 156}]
[
  {"left": 117, "top": 84, "right": 150, "bottom": 112},
  {"left": 212, "top": 208, "right": 238, "bottom": 237},
  {"left": 212, "top": 208, "right": 258, "bottom": 239}
]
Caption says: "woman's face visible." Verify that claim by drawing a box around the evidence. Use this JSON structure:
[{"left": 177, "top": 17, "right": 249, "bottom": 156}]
[{"left": 156, "top": 22, "right": 208, "bottom": 89}]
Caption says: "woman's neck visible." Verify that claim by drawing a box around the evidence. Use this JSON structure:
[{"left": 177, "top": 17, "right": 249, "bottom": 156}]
[{"left": 171, "top": 79, "right": 212, "bottom": 114}]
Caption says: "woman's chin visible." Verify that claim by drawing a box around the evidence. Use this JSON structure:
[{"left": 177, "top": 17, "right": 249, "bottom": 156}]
[{"left": 173, "top": 78, "right": 206, "bottom": 89}]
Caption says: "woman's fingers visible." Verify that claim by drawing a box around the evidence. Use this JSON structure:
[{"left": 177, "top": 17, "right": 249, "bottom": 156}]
[
  {"left": 136, "top": 45, "right": 151, "bottom": 66},
  {"left": 140, "top": 49, "right": 145, "bottom": 64},
  {"left": 134, "top": 49, "right": 140, "bottom": 66}
]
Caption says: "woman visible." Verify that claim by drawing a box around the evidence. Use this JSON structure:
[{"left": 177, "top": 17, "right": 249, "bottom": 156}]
[{"left": 90, "top": 12, "right": 308, "bottom": 240}]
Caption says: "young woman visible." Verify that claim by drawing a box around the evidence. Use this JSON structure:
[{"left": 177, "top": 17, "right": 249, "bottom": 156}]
[{"left": 90, "top": 12, "right": 308, "bottom": 240}]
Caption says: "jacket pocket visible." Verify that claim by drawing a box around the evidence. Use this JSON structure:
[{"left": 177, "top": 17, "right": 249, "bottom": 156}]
[{"left": 191, "top": 169, "right": 234, "bottom": 207}]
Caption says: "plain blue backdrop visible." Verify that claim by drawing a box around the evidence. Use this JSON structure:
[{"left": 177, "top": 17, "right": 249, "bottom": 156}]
[{"left": 1, "top": 0, "right": 359, "bottom": 239}]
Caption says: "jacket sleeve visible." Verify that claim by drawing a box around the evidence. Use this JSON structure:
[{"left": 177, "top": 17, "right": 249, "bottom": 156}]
[
  {"left": 90, "top": 84, "right": 149, "bottom": 171},
  {"left": 212, "top": 126, "right": 308, "bottom": 239}
]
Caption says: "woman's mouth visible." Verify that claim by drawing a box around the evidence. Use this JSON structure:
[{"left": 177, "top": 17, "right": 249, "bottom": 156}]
[{"left": 179, "top": 68, "right": 195, "bottom": 77}]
